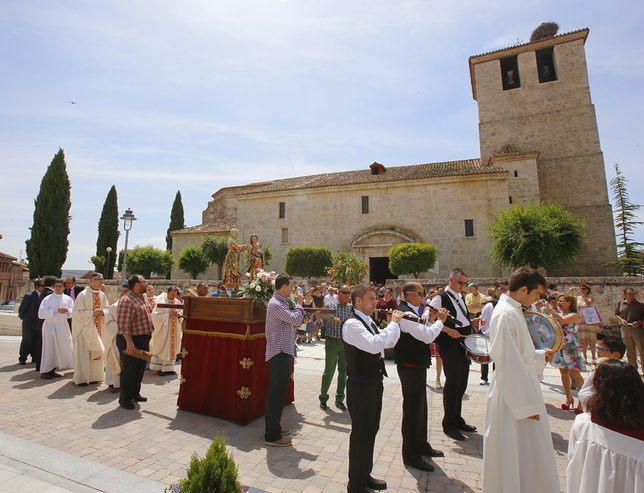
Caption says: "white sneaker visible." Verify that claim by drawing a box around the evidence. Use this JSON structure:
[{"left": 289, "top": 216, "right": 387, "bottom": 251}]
[{"left": 479, "top": 379, "right": 488, "bottom": 385}]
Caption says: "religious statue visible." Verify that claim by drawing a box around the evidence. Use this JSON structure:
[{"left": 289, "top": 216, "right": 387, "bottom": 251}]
[
  {"left": 221, "top": 229, "right": 247, "bottom": 294},
  {"left": 246, "top": 234, "right": 264, "bottom": 275}
]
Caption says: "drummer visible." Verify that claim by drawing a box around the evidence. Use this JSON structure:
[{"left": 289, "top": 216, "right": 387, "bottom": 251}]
[{"left": 393, "top": 282, "right": 451, "bottom": 471}]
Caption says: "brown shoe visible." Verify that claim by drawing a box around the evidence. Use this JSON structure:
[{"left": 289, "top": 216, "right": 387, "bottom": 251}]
[
  {"left": 280, "top": 428, "right": 290, "bottom": 435},
  {"left": 40, "top": 373, "right": 53, "bottom": 380},
  {"left": 265, "top": 437, "right": 292, "bottom": 447},
  {"left": 50, "top": 371, "right": 62, "bottom": 378}
]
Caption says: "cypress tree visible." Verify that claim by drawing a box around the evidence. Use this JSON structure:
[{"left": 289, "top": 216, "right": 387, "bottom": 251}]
[
  {"left": 25, "top": 148, "right": 72, "bottom": 278},
  {"left": 166, "top": 191, "right": 186, "bottom": 251},
  {"left": 94, "top": 185, "right": 120, "bottom": 279}
]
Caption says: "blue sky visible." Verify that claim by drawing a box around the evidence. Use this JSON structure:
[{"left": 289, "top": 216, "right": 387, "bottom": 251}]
[{"left": 1, "top": 1, "right": 642, "bottom": 270}]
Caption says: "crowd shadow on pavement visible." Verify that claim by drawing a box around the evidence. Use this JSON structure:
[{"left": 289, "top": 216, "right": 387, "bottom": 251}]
[
  {"left": 265, "top": 445, "right": 317, "bottom": 480},
  {"left": 46, "top": 379, "right": 98, "bottom": 399},
  {"left": 87, "top": 388, "right": 120, "bottom": 406},
  {"left": 92, "top": 406, "right": 144, "bottom": 429},
  {"left": 410, "top": 464, "right": 479, "bottom": 493}
]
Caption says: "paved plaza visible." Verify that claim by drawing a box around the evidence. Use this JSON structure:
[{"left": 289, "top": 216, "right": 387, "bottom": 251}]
[{"left": 0, "top": 334, "right": 579, "bottom": 492}]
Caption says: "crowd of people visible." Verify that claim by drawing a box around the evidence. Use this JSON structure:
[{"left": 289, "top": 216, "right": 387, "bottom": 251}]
[{"left": 15, "top": 269, "right": 644, "bottom": 493}]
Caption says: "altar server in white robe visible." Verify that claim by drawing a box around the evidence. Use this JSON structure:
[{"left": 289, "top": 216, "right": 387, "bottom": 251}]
[
  {"left": 150, "top": 286, "right": 182, "bottom": 375},
  {"left": 38, "top": 278, "right": 74, "bottom": 379},
  {"left": 567, "top": 359, "right": 644, "bottom": 493},
  {"left": 71, "top": 273, "right": 109, "bottom": 386},
  {"left": 103, "top": 284, "right": 129, "bottom": 392},
  {"left": 483, "top": 267, "right": 559, "bottom": 493}
]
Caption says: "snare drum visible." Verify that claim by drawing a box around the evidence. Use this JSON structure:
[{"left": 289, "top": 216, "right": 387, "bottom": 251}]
[
  {"left": 524, "top": 311, "right": 563, "bottom": 352},
  {"left": 461, "top": 334, "right": 491, "bottom": 364}
]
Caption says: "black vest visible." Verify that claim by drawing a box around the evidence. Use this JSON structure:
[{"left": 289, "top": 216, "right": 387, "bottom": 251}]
[
  {"left": 343, "top": 311, "right": 387, "bottom": 380},
  {"left": 434, "top": 291, "right": 472, "bottom": 347},
  {"left": 393, "top": 301, "right": 431, "bottom": 368}
]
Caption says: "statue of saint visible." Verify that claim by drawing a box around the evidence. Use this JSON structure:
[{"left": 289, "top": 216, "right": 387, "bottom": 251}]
[
  {"left": 246, "top": 234, "right": 264, "bottom": 276},
  {"left": 221, "top": 229, "right": 247, "bottom": 294}
]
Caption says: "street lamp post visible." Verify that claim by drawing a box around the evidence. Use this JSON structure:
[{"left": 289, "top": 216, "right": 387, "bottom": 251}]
[
  {"left": 105, "top": 247, "right": 112, "bottom": 278},
  {"left": 120, "top": 208, "right": 137, "bottom": 282}
]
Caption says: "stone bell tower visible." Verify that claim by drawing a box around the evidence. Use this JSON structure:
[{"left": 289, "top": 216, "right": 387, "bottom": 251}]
[{"left": 469, "top": 27, "right": 616, "bottom": 275}]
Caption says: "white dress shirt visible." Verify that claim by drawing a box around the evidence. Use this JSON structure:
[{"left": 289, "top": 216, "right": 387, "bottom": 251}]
[
  {"left": 399, "top": 301, "right": 444, "bottom": 344},
  {"left": 429, "top": 286, "right": 471, "bottom": 328},
  {"left": 342, "top": 309, "right": 400, "bottom": 357}
]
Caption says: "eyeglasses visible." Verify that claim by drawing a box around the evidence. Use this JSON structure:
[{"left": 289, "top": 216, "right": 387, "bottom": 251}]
[
  {"left": 339, "top": 290, "right": 351, "bottom": 295},
  {"left": 595, "top": 346, "right": 610, "bottom": 353},
  {"left": 454, "top": 280, "right": 467, "bottom": 286},
  {"left": 414, "top": 291, "right": 425, "bottom": 297}
]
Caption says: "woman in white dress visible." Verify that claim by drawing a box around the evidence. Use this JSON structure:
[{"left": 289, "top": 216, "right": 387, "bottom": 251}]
[{"left": 38, "top": 278, "right": 74, "bottom": 379}]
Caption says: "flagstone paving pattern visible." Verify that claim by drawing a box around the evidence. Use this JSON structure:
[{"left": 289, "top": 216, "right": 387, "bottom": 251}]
[{"left": 0, "top": 335, "right": 578, "bottom": 492}]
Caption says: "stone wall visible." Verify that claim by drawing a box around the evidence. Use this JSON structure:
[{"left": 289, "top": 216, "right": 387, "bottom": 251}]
[{"left": 235, "top": 172, "right": 509, "bottom": 278}]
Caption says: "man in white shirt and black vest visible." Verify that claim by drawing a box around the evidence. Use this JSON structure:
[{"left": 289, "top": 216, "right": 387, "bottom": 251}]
[
  {"left": 430, "top": 268, "right": 483, "bottom": 441},
  {"left": 394, "top": 282, "right": 453, "bottom": 472},
  {"left": 343, "top": 284, "right": 403, "bottom": 493}
]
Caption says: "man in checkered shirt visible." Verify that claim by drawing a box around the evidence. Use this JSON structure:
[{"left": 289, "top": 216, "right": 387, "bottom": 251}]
[{"left": 264, "top": 274, "right": 305, "bottom": 446}]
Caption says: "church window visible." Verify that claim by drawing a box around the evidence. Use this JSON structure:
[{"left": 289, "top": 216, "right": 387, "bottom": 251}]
[
  {"left": 361, "top": 196, "right": 369, "bottom": 214},
  {"left": 514, "top": 170, "right": 518, "bottom": 177},
  {"left": 281, "top": 228, "right": 289, "bottom": 244},
  {"left": 464, "top": 219, "right": 475, "bottom": 237},
  {"left": 509, "top": 196, "right": 513, "bottom": 204},
  {"left": 536, "top": 47, "right": 557, "bottom": 83},
  {"left": 500, "top": 56, "right": 520, "bottom": 90},
  {"left": 279, "top": 202, "right": 285, "bottom": 219}
]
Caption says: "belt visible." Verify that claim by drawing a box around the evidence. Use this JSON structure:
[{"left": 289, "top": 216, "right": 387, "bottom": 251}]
[{"left": 327, "top": 337, "right": 343, "bottom": 342}]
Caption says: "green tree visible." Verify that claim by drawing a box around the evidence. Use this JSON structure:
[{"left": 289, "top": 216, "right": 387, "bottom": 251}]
[
  {"left": 118, "top": 245, "right": 174, "bottom": 279},
  {"left": 201, "top": 236, "right": 229, "bottom": 279},
  {"left": 178, "top": 245, "right": 211, "bottom": 279},
  {"left": 25, "top": 148, "right": 72, "bottom": 277},
  {"left": 388, "top": 243, "right": 437, "bottom": 278},
  {"left": 92, "top": 185, "right": 119, "bottom": 278},
  {"left": 603, "top": 163, "right": 644, "bottom": 276},
  {"left": 487, "top": 202, "right": 586, "bottom": 271},
  {"left": 264, "top": 244, "right": 274, "bottom": 267},
  {"left": 166, "top": 191, "right": 186, "bottom": 251},
  {"left": 168, "top": 434, "right": 241, "bottom": 493},
  {"left": 284, "top": 246, "right": 333, "bottom": 278},
  {"left": 326, "top": 252, "right": 368, "bottom": 286}
]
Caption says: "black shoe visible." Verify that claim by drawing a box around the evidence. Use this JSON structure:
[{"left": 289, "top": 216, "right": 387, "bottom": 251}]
[
  {"left": 404, "top": 458, "right": 434, "bottom": 472},
  {"left": 18, "top": 359, "right": 26, "bottom": 365},
  {"left": 335, "top": 401, "right": 347, "bottom": 411},
  {"left": 346, "top": 483, "right": 369, "bottom": 493},
  {"left": 424, "top": 446, "right": 445, "bottom": 458},
  {"left": 133, "top": 395, "right": 147, "bottom": 402},
  {"left": 164, "top": 371, "right": 177, "bottom": 376},
  {"left": 366, "top": 476, "right": 388, "bottom": 490},
  {"left": 319, "top": 401, "right": 328, "bottom": 410},
  {"left": 76, "top": 382, "right": 88, "bottom": 387},
  {"left": 119, "top": 400, "right": 135, "bottom": 410},
  {"left": 458, "top": 424, "right": 477, "bottom": 433},
  {"left": 157, "top": 371, "right": 165, "bottom": 376},
  {"left": 109, "top": 386, "right": 120, "bottom": 394},
  {"left": 444, "top": 429, "right": 467, "bottom": 441}
]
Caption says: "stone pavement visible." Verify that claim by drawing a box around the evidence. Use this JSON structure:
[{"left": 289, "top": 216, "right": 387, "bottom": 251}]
[{"left": 0, "top": 335, "right": 580, "bottom": 492}]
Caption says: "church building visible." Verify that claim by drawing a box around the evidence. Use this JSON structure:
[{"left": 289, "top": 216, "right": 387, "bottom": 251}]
[{"left": 171, "top": 28, "right": 616, "bottom": 282}]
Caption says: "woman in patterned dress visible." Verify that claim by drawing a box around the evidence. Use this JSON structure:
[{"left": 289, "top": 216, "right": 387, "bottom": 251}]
[{"left": 545, "top": 293, "right": 586, "bottom": 412}]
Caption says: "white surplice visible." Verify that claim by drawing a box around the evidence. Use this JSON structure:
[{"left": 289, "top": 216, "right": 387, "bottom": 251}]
[
  {"left": 38, "top": 293, "right": 74, "bottom": 374},
  {"left": 150, "top": 293, "right": 182, "bottom": 372},
  {"left": 71, "top": 287, "right": 109, "bottom": 385},
  {"left": 567, "top": 413, "right": 644, "bottom": 493},
  {"left": 482, "top": 294, "right": 560, "bottom": 493},
  {"left": 102, "top": 300, "right": 121, "bottom": 388}
]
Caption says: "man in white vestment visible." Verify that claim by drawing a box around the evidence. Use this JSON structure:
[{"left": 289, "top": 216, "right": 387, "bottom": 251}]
[
  {"left": 103, "top": 284, "right": 129, "bottom": 393},
  {"left": 483, "top": 266, "right": 559, "bottom": 493},
  {"left": 38, "top": 278, "right": 74, "bottom": 380},
  {"left": 71, "top": 273, "right": 109, "bottom": 386},
  {"left": 150, "top": 286, "right": 182, "bottom": 376}
]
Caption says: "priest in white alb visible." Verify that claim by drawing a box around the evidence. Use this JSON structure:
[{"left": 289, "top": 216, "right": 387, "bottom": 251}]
[
  {"left": 38, "top": 278, "right": 74, "bottom": 380},
  {"left": 150, "top": 286, "right": 182, "bottom": 376},
  {"left": 71, "top": 273, "right": 109, "bottom": 386},
  {"left": 483, "top": 267, "right": 559, "bottom": 493},
  {"left": 103, "top": 284, "right": 129, "bottom": 392}
]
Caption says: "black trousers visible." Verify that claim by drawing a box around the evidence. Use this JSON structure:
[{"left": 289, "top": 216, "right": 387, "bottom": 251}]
[
  {"left": 116, "top": 334, "right": 150, "bottom": 404},
  {"left": 397, "top": 365, "right": 433, "bottom": 462},
  {"left": 265, "top": 352, "right": 292, "bottom": 442},
  {"left": 19, "top": 327, "right": 41, "bottom": 366},
  {"left": 347, "top": 378, "right": 383, "bottom": 490},
  {"left": 481, "top": 362, "right": 489, "bottom": 381},
  {"left": 439, "top": 343, "right": 470, "bottom": 432}
]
